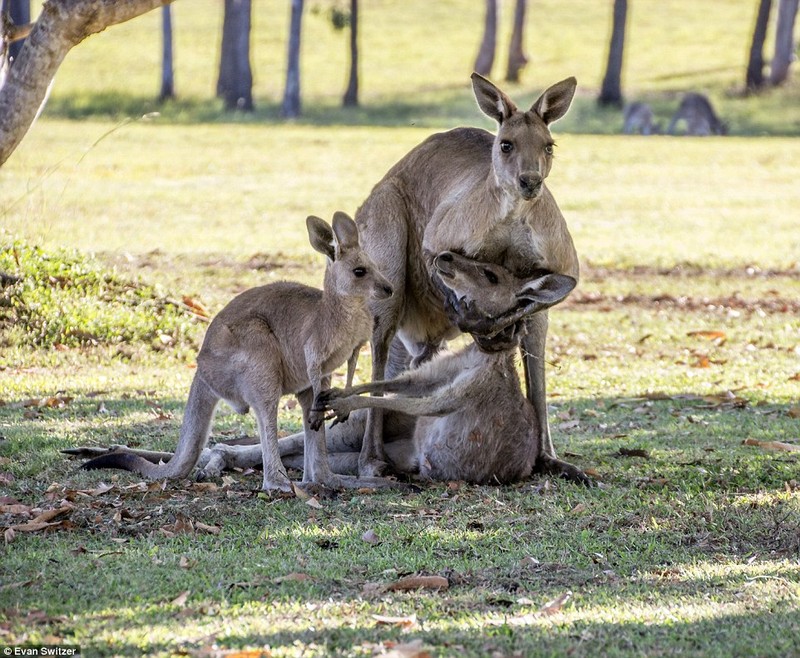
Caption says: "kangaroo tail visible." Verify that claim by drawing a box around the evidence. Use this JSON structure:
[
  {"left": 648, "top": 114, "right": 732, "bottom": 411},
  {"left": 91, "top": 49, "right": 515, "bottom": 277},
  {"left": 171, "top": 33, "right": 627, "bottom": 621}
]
[{"left": 81, "top": 375, "right": 219, "bottom": 480}]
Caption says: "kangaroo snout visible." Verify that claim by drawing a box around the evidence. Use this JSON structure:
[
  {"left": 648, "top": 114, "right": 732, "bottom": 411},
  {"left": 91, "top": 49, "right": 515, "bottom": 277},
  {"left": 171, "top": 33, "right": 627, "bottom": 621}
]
[
  {"left": 374, "top": 281, "right": 394, "bottom": 300},
  {"left": 518, "top": 173, "right": 543, "bottom": 200}
]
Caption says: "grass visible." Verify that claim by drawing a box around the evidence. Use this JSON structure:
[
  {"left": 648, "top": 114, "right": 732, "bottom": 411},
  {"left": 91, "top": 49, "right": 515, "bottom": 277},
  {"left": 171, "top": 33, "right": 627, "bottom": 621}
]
[{"left": 1, "top": 0, "right": 800, "bottom": 656}]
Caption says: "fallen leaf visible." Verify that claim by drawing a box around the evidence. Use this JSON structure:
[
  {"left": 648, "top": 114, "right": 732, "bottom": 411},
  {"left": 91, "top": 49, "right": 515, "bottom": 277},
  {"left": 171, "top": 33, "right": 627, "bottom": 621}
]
[
  {"left": 179, "top": 556, "right": 195, "bottom": 569},
  {"left": 181, "top": 295, "right": 210, "bottom": 318},
  {"left": 380, "top": 639, "right": 431, "bottom": 658},
  {"left": 687, "top": 330, "right": 727, "bottom": 341},
  {"left": 372, "top": 613, "right": 417, "bottom": 628},
  {"left": 170, "top": 590, "right": 190, "bottom": 607},
  {"left": 539, "top": 590, "right": 572, "bottom": 615},
  {"left": 570, "top": 503, "right": 587, "bottom": 514},
  {"left": 787, "top": 407, "right": 800, "bottom": 419},
  {"left": 385, "top": 575, "right": 449, "bottom": 592},
  {"left": 693, "top": 355, "right": 711, "bottom": 369},
  {"left": 742, "top": 438, "right": 800, "bottom": 452},
  {"left": 4, "top": 527, "right": 15, "bottom": 543},
  {"left": 305, "top": 497, "right": 323, "bottom": 510},
  {"left": 0, "top": 503, "right": 32, "bottom": 516},
  {"left": 195, "top": 521, "right": 221, "bottom": 535}
]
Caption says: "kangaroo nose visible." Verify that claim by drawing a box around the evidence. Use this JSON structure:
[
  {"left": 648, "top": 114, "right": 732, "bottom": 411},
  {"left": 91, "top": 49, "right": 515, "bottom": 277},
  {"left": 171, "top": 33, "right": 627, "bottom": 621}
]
[
  {"left": 519, "top": 173, "right": 542, "bottom": 199},
  {"left": 382, "top": 284, "right": 394, "bottom": 297}
]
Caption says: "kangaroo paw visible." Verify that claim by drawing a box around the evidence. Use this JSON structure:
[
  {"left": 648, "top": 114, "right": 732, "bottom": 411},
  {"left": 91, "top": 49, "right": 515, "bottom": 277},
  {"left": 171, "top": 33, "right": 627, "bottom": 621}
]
[{"left": 536, "top": 456, "right": 593, "bottom": 486}]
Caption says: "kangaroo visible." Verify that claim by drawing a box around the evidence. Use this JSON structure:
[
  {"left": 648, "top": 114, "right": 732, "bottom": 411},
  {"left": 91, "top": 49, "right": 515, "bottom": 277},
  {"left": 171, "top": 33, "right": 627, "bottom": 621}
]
[
  {"left": 72, "top": 253, "right": 577, "bottom": 485},
  {"left": 312, "top": 252, "right": 577, "bottom": 484},
  {"left": 667, "top": 93, "right": 727, "bottom": 136},
  {"left": 81, "top": 212, "right": 395, "bottom": 492},
  {"left": 352, "top": 73, "right": 584, "bottom": 482},
  {"left": 623, "top": 102, "right": 660, "bottom": 135}
]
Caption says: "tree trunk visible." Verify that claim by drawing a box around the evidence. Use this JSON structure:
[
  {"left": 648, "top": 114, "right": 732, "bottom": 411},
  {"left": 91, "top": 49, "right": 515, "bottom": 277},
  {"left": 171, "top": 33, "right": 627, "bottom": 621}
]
[
  {"left": 505, "top": 0, "right": 528, "bottom": 82},
  {"left": 769, "top": 0, "right": 799, "bottom": 85},
  {"left": 746, "top": 0, "right": 773, "bottom": 91},
  {"left": 281, "top": 0, "right": 303, "bottom": 118},
  {"left": 7, "top": 0, "right": 29, "bottom": 62},
  {"left": 0, "top": 0, "right": 167, "bottom": 168},
  {"left": 342, "top": 0, "right": 358, "bottom": 107},
  {"left": 473, "top": 0, "right": 497, "bottom": 77},
  {"left": 598, "top": 0, "right": 627, "bottom": 107},
  {"left": 217, "top": 0, "right": 253, "bottom": 111},
  {"left": 159, "top": 4, "right": 174, "bottom": 101}
]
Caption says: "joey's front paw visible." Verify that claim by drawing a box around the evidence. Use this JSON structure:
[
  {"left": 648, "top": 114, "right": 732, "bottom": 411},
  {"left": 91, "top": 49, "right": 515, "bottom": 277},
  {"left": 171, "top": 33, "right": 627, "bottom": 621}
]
[{"left": 313, "top": 387, "right": 345, "bottom": 410}]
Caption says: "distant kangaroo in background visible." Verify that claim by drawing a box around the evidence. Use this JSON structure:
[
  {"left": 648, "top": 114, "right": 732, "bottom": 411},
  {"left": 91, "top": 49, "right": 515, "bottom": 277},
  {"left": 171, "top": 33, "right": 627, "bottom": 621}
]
[
  {"left": 352, "top": 72, "right": 585, "bottom": 483},
  {"left": 668, "top": 93, "right": 727, "bottom": 136},
  {"left": 82, "top": 212, "right": 395, "bottom": 492},
  {"left": 623, "top": 102, "right": 660, "bottom": 135}
]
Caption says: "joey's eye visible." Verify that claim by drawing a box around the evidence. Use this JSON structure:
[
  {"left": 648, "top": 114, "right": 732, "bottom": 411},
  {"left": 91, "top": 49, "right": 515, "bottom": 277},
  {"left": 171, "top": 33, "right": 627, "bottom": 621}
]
[
  {"left": 353, "top": 267, "right": 367, "bottom": 278},
  {"left": 544, "top": 144, "right": 554, "bottom": 155},
  {"left": 500, "top": 141, "right": 513, "bottom": 154},
  {"left": 483, "top": 268, "right": 499, "bottom": 284}
]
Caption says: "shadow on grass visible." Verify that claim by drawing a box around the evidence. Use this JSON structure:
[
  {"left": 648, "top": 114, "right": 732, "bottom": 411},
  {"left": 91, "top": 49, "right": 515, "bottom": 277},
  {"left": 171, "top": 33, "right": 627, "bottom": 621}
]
[{"left": 40, "top": 89, "right": 800, "bottom": 137}]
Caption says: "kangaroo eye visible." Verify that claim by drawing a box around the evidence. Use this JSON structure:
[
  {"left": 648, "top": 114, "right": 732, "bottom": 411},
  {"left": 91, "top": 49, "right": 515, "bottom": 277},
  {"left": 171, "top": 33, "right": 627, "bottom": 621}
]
[
  {"left": 483, "top": 269, "right": 499, "bottom": 284},
  {"left": 545, "top": 144, "right": 554, "bottom": 155},
  {"left": 353, "top": 267, "right": 367, "bottom": 278},
  {"left": 500, "top": 141, "right": 513, "bottom": 154}
]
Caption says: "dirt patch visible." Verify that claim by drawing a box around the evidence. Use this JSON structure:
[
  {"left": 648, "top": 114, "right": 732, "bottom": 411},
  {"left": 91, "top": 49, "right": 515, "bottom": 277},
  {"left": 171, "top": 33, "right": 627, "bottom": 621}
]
[{"left": 564, "top": 291, "right": 800, "bottom": 315}]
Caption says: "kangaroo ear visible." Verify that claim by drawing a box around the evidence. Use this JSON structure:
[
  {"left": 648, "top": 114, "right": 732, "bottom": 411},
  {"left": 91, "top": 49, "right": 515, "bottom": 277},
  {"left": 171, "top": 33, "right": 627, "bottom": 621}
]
[
  {"left": 530, "top": 77, "right": 577, "bottom": 125},
  {"left": 471, "top": 72, "right": 517, "bottom": 124},
  {"left": 517, "top": 273, "right": 577, "bottom": 309},
  {"left": 331, "top": 211, "right": 360, "bottom": 254},
  {"left": 306, "top": 215, "right": 335, "bottom": 260}
]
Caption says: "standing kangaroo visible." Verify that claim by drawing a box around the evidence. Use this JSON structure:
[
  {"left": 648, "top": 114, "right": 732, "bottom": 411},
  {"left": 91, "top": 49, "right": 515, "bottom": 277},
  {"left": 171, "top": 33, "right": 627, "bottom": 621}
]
[
  {"left": 312, "top": 252, "right": 577, "bottom": 483},
  {"left": 353, "top": 73, "right": 584, "bottom": 482},
  {"left": 81, "top": 212, "right": 394, "bottom": 492},
  {"left": 623, "top": 102, "right": 660, "bottom": 135}
]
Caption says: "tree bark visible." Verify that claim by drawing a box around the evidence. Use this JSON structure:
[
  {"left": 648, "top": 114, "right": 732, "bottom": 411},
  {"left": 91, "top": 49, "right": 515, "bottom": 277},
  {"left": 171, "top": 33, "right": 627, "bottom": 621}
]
[
  {"left": 0, "top": 0, "right": 168, "bottom": 168},
  {"left": 342, "top": 0, "right": 358, "bottom": 107},
  {"left": 216, "top": 0, "right": 253, "bottom": 111},
  {"left": 473, "top": 0, "right": 497, "bottom": 77},
  {"left": 598, "top": 0, "right": 627, "bottom": 107},
  {"left": 746, "top": 0, "right": 773, "bottom": 91},
  {"left": 505, "top": 0, "right": 528, "bottom": 82},
  {"left": 281, "top": 0, "right": 303, "bottom": 118},
  {"left": 769, "top": 0, "right": 799, "bottom": 85},
  {"left": 159, "top": 3, "right": 174, "bottom": 101}
]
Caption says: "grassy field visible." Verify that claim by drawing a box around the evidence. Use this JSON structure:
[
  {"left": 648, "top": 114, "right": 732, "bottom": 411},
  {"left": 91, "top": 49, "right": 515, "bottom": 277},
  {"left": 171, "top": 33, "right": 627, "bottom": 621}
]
[{"left": 1, "top": 1, "right": 800, "bottom": 656}]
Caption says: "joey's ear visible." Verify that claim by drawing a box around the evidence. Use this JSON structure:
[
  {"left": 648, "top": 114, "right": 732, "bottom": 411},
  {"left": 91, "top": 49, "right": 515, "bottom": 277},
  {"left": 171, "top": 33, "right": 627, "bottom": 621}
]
[
  {"left": 306, "top": 215, "right": 335, "bottom": 260},
  {"left": 471, "top": 72, "right": 517, "bottom": 124},
  {"left": 517, "top": 273, "right": 577, "bottom": 309},
  {"left": 530, "top": 77, "right": 577, "bottom": 125},
  {"left": 331, "top": 211, "right": 360, "bottom": 253}
]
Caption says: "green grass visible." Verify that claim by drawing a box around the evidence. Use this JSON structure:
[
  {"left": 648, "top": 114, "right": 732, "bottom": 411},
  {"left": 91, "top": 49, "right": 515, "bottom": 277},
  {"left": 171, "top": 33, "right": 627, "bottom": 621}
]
[{"left": 1, "top": 1, "right": 800, "bottom": 656}]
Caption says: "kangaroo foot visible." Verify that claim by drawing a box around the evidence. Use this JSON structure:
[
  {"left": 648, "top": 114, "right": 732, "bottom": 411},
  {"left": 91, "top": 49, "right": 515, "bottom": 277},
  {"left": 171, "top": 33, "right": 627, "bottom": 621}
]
[
  {"left": 260, "top": 468, "right": 294, "bottom": 493},
  {"left": 303, "top": 473, "right": 409, "bottom": 492},
  {"left": 358, "top": 457, "right": 388, "bottom": 478},
  {"left": 536, "top": 456, "right": 593, "bottom": 487}
]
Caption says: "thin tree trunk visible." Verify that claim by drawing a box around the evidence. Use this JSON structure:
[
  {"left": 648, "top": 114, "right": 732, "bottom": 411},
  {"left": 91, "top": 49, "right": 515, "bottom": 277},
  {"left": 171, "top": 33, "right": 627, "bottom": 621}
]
[
  {"left": 473, "top": 0, "right": 497, "bottom": 77},
  {"left": 746, "top": 0, "right": 773, "bottom": 91},
  {"left": 7, "top": 0, "right": 29, "bottom": 62},
  {"left": 769, "top": 0, "right": 799, "bottom": 85},
  {"left": 281, "top": 0, "right": 303, "bottom": 118},
  {"left": 159, "top": 4, "right": 174, "bottom": 101},
  {"left": 217, "top": 0, "right": 253, "bottom": 111},
  {"left": 598, "top": 0, "right": 627, "bottom": 107},
  {"left": 342, "top": 0, "right": 358, "bottom": 107},
  {"left": 0, "top": 0, "right": 167, "bottom": 167},
  {"left": 506, "top": 0, "right": 528, "bottom": 82}
]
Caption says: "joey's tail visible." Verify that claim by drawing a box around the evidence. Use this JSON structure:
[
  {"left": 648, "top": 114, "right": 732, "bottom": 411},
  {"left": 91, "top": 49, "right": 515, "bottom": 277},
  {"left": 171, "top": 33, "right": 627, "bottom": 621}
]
[{"left": 81, "top": 376, "right": 218, "bottom": 479}]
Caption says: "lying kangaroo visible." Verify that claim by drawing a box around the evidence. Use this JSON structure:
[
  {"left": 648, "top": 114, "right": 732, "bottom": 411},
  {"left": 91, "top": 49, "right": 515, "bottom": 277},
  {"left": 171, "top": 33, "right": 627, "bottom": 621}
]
[
  {"left": 313, "top": 252, "right": 577, "bottom": 483},
  {"left": 353, "top": 73, "right": 584, "bottom": 482},
  {"left": 72, "top": 253, "right": 577, "bottom": 485},
  {"left": 82, "top": 212, "right": 395, "bottom": 492},
  {"left": 667, "top": 93, "right": 727, "bottom": 136},
  {"left": 623, "top": 102, "right": 659, "bottom": 135}
]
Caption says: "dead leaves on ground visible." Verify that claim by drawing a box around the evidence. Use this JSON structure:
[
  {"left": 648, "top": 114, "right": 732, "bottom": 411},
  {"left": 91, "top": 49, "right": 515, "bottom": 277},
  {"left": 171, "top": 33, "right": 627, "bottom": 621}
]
[{"left": 1, "top": 481, "right": 225, "bottom": 543}]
